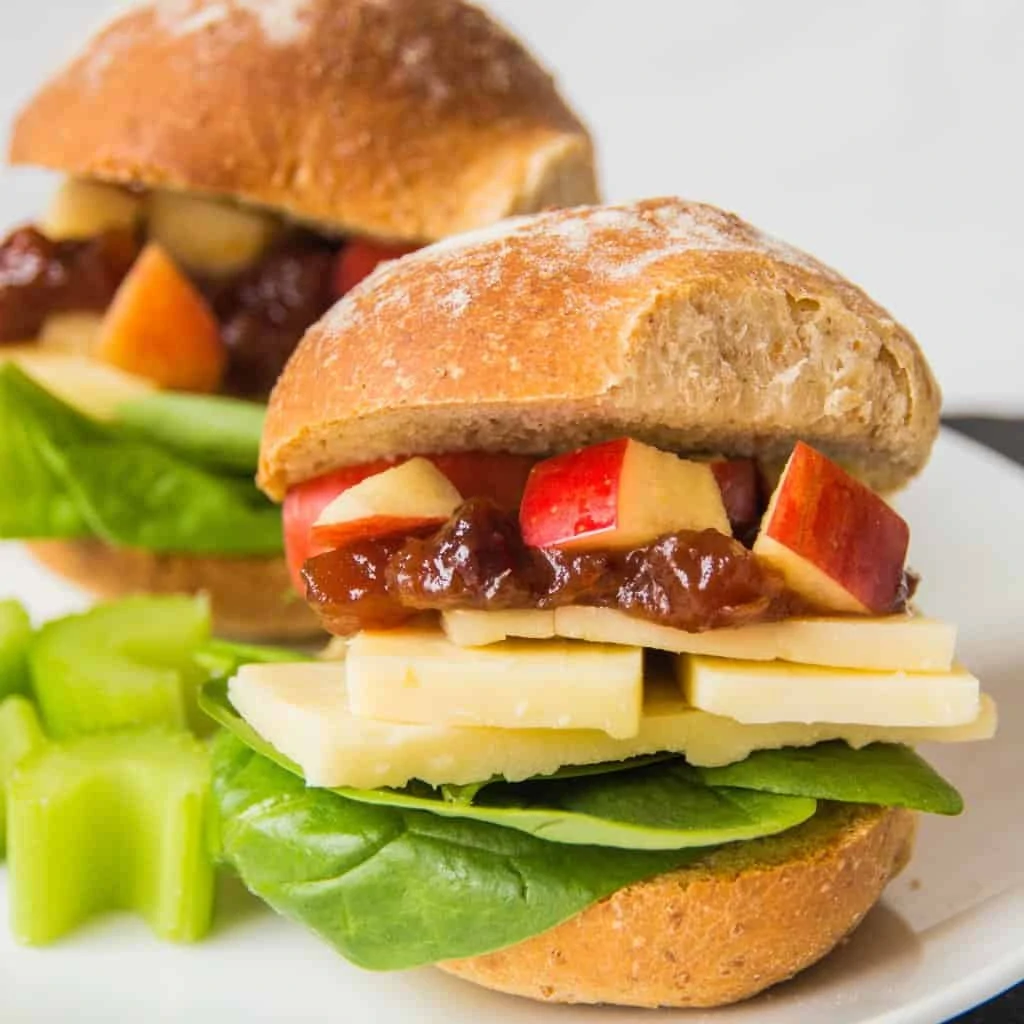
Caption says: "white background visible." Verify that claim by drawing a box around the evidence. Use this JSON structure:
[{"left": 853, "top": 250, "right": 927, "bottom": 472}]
[{"left": 0, "top": 1, "right": 1021, "bottom": 413}]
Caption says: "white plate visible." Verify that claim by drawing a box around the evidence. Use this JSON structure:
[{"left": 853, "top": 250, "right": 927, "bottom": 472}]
[{"left": 1, "top": 429, "right": 1022, "bottom": 1023}]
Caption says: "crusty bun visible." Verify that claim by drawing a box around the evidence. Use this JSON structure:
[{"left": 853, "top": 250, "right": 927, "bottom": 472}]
[
  {"left": 441, "top": 803, "right": 915, "bottom": 1008},
  {"left": 26, "top": 540, "right": 319, "bottom": 641},
  {"left": 9, "top": 0, "right": 597, "bottom": 242},
  {"left": 259, "top": 198, "right": 941, "bottom": 499}
]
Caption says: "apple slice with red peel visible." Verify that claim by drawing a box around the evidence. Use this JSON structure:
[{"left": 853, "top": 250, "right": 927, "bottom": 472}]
[
  {"left": 709, "top": 457, "right": 764, "bottom": 537},
  {"left": 311, "top": 457, "right": 462, "bottom": 549},
  {"left": 519, "top": 438, "right": 730, "bottom": 551},
  {"left": 753, "top": 442, "right": 910, "bottom": 614}
]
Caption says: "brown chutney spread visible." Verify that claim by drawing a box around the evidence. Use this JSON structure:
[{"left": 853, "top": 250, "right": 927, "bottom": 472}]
[{"left": 303, "top": 498, "right": 809, "bottom": 637}]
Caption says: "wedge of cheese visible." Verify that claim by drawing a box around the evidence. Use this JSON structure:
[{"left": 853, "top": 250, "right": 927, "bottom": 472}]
[
  {"left": 443, "top": 609, "right": 556, "bottom": 647},
  {"left": 680, "top": 655, "right": 980, "bottom": 727},
  {"left": 446, "top": 606, "right": 957, "bottom": 673},
  {"left": 228, "top": 662, "right": 997, "bottom": 790},
  {"left": 346, "top": 629, "right": 643, "bottom": 738}
]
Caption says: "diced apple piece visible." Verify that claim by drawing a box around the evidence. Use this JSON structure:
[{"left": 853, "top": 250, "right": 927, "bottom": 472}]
[
  {"left": 332, "top": 239, "right": 419, "bottom": 298},
  {"left": 229, "top": 659, "right": 997, "bottom": 790},
  {"left": 38, "top": 313, "right": 105, "bottom": 356},
  {"left": 753, "top": 442, "right": 910, "bottom": 613},
  {"left": 520, "top": 438, "right": 730, "bottom": 551},
  {"left": 2, "top": 348, "right": 154, "bottom": 421},
  {"left": 41, "top": 178, "right": 144, "bottom": 241},
  {"left": 554, "top": 606, "right": 956, "bottom": 672},
  {"left": 346, "top": 629, "right": 643, "bottom": 738},
  {"left": 443, "top": 609, "right": 556, "bottom": 647},
  {"left": 680, "top": 654, "right": 980, "bottom": 727},
  {"left": 709, "top": 457, "right": 763, "bottom": 536},
  {"left": 147, "top": 190, "right": 277, "bottom": 277},
  {"left": 96, "top": 244, "right": 225, "bottom": 392},
  {"left": 311, "top": 457, "right": 463, "bottom": 549}
]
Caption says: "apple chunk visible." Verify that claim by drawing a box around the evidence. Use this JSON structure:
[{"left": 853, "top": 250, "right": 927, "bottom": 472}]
[
  {"left": 311, "top": 457, "right": 463, "bottom": 549},
  {"left": 753, "top": 442, "right": 909, "bottom": 614},
  {"left": 520, "top": 438, "right": 730, "bottom": 550}
]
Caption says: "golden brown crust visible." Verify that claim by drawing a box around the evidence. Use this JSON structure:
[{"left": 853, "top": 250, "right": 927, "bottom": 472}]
[
  {"left": 260, "top": 198, "right": 941, "bottom": 498},
  {"left": 26, "top": 539, "right": 320, "bottom": 641},
  {"left": 440, "top": 804, "right": 916, "bottom": 1008},
  {"left": 9, "top": 0, "right": 597, "bottom": 241}
]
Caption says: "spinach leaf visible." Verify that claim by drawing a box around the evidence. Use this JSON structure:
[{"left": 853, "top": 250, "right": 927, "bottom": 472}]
[
  {"left": 696, "top": 741, "right": 963, "bottom": 815},
  {"left": 0, "top": 365, "right": 282, "bottom": 556},
  {"left": 200, "top": 679, "right": 816, "bottom": 849},
  {"left": 212, "top": 732, "right": 709, "bottom": 970},
  {"left": 192, "top": 639, "right": 309, "bottom": 681},
  {"left": 346, "top": 765, "right": 815, "bottom": 849},
  {"left": 115, "top": 391, "right": 264, "bottom": 475}
]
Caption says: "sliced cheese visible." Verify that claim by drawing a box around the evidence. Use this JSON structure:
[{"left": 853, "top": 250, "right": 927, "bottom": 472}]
[
  {"left": 346, "top": 629, "right": 643, "bottom": 738},
  {"left": 553, "top": 606, "right": 955, "bottom": 672},
  {"left": 228, "top": 662, "right": 998, "bottom": 790},
  {"left": 680, "top": 655, "right": 980, "bottom": 727},
  {"left": 443, "top": 609, "right": 556, "bottom": 647}
]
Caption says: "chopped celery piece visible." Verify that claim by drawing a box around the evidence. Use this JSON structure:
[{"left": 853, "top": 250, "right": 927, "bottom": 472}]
[
  {"left": 0, "top": 600, "right": 33, "bottom": 699},
  {"left": 0, "top": 697, "right": 46, "bottom": 856},
  {"left": 29, "top": 596, "right": 210, "bottom": 738},
  {"left": 7, "top": 730, "right": 213, "bottom": 944}
]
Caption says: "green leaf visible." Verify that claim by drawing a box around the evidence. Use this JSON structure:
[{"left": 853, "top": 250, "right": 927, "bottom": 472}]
[
  {"left": 114, "top": 391, "right": 264, "bottom": 475},
  {"left": 192, "top": 638, "right": 310, "bottom": 681},
  {"left": 200, "top": 679, "right": 815, "bottom": 850},
  {"left": 30, "top": 596, "right": 211, "bottom": 739},
  {"left": 212, "top": 732, "right": 709, "bottom": 970},
  {"left": 0, "top": 364, "right": 282, "bottom": 556},
  {"left": 0, "top": 600, "right": 33, "bottom": 699},
  {"left": 7, "top": 729, "right": 214, "bottom": 944},
  {"left": 0, "top": 697, "right": 46, "bottom": 857},
  {"left": 0, "top": 364, "right": 96, "bottom": 538},
  {"left": 696, "top": 741, "right": 964, "bottom": 815},
  {"left": 345, "top": 767, "right": 815, "bottom": 849}
]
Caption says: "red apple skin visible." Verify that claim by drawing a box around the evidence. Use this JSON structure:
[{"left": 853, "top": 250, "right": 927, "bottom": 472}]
[
  {"left": 710, "top": 458, "right": 764, "bottom": 537},
  {"left": 520, "top": 439, "right": 629, "bottom": 549},
  {"left": 311, "top": 514, "right": 448, "bottom": 550},
  {"left": 761, "top": 442, "right": 910, "bottom": 613},
  {"left": 429, "top": 453, "right": 536, "bottom": 513},
  {"left": 283, "top": 460, "right": 396, "bottom": 591},
  {"left": 332, "top": 240, "right": 420, "bottom": 298},
  {"left": 284, "top": 452, "right": 538, "bottom": 590}
]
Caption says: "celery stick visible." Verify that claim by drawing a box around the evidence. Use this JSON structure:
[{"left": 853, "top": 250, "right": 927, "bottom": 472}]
[
  {"left": 29, "top": 596, "right": 210, "bottom": 738},
  {"left": 0, "top": 600, "right": 33, "bottom": 699},
  {"left": 7, "top": 730, "right": 213, "bottom": 944},
  {"left": 0, "top": 697, "right": 45, "bottom": 856}
]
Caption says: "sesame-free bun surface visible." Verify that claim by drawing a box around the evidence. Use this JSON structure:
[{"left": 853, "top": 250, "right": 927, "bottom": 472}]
[
  {"left": 441, "top": 803, "right": 915, "bottom": 1008},
  {"left": 10, "top": 0, "right": 597, "bottom": 242},
  {"left": 260, "top": 198, "right": 941, "bottom": 498},
  {"left": 27, "top": 540, "right": 319, "bottom": 640}
]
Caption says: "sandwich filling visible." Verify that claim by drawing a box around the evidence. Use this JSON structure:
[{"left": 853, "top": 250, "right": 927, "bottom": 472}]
[
  {"left": 208, "top": 435, "right": 996, "bottom": 971},
  {"left": 0, "top": 178, "right": 416, "bottom": 563}
]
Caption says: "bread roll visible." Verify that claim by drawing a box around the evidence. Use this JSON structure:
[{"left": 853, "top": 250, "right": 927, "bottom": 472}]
[
  {"left": 10, "top": 0, "right": 598, "bottom": 241},
  {"left": 441, "top": 803, "right": 915, "bottom": 1008},
  {"left": 26, "top": 540, "right": 319, "bottom": 640},
  {"left": 260, "top": 198, "right": 941, "bottom": 498}
]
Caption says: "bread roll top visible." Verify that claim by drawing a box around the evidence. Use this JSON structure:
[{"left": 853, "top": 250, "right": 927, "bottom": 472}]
[
  {"left": 259, "top": 197, "right": 940, "bottom": 498},
  {"left": 10, "top": 0, "right": 597, "bottom": 241}
]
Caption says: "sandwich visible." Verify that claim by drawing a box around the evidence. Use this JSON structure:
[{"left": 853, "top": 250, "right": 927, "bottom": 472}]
[
  {"left": 0, "top": 0, "right": 597, "bottom": 637},
  {"left": 204, "top": 197, "right": 996, "bottom": 1007}
]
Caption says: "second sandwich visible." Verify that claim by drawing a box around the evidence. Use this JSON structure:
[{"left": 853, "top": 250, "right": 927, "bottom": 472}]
[{"left": 0, "top": 0, "right": 596, "bottom": 636}]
